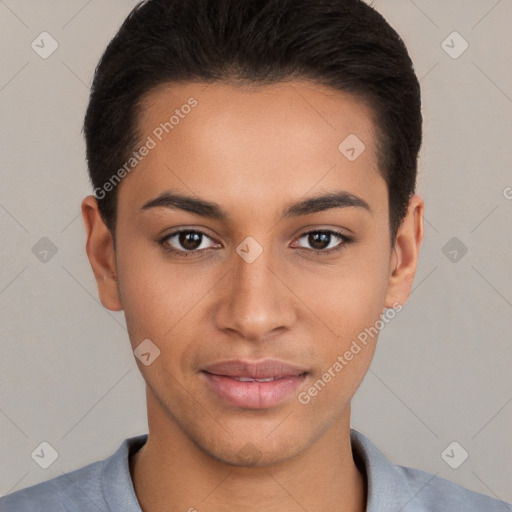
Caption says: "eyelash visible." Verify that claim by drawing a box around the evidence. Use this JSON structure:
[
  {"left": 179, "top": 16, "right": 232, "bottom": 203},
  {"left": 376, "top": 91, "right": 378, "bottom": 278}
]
[{"left": 158, "top": 229, "right": 352, "bottom": 258}]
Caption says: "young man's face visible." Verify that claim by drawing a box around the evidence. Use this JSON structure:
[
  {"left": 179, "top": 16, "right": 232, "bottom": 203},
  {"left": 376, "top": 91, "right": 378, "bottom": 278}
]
[{"left": 83, "top": 81, "right": 423, "bottom": 466}]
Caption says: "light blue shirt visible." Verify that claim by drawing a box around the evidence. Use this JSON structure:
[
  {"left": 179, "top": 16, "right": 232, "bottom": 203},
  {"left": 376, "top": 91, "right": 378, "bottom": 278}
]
[{"left": 1, "top": 429, "right": 510, "bottom": 511}]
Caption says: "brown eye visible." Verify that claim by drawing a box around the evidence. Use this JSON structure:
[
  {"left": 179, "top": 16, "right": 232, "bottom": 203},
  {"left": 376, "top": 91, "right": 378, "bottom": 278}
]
[
  {"left": 308, "top": 232, "right": 331, "bottom": 250},
  {"left": 160, "top": 230, "right": 218, "bottom": 256},
  {"left": 178, "top": 231, "right": 203, "bottom": 250},
  {"left": 294, "top": 230, "right": 350, "bottom": 253}
]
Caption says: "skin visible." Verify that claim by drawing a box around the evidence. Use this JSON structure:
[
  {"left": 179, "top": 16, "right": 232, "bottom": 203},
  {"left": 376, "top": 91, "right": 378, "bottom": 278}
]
[{"left": 81, "top": 81, "right": 423, "bottom": 512}]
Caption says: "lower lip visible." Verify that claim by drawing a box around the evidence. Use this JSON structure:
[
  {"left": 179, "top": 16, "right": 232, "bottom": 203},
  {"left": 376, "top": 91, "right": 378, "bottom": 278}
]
[{"left": 201, "top": 371, "right": 307, "bottom": 409}]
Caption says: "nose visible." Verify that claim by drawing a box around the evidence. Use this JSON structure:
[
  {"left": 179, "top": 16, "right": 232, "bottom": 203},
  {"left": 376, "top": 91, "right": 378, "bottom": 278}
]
[{"left": 213, "top": 238, "right": 296, "bottom": 342}]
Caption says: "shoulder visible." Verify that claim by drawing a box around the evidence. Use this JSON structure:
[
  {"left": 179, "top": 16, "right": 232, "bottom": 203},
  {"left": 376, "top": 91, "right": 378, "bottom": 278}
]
[
  {"left": 0, "top": 434, "right": 147, "bottom": 512},
  {"left": 394, "top": 462, "right": 511, "bottom": 511},
  {"left": 0, "top": 458, "right": 105, "bottom": 512},
  {"left": 350, "top": 428, "right": 512, "bottom": 512}
]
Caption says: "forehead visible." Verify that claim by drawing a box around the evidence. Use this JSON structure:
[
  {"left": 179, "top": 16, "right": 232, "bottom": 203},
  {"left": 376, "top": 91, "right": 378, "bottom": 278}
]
[
  {"left": 138, "top": 80, "right": 378, "bottom": 159},
  {"left": 118, "top": 80, "right": 386, "bottom": 217}
]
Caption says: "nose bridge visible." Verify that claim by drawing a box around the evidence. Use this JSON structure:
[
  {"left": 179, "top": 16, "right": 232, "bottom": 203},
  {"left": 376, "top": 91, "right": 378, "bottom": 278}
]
[
  {"left": 235, "top": 235, "right": 276, "bottom": 297},
  {"left": 215, "top": 233, "right": 294, "bottom": 339}
]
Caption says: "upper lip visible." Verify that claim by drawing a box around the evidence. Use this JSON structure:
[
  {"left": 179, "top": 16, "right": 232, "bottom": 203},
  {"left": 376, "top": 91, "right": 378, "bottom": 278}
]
[{"left": 202, "top": 359, "right": 308, "bottom": 379}]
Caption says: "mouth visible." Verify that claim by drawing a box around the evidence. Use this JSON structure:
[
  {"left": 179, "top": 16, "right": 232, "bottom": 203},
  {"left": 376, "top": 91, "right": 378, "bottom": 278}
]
[
  {"left": 224, "top": 375, "right": 287, "bottom": 382},
  {"left": 201, "top": 359, "right": 309, "bottom": 409},
  {"left": 202, "top": 358, "right": 308, "bottom": 379}
]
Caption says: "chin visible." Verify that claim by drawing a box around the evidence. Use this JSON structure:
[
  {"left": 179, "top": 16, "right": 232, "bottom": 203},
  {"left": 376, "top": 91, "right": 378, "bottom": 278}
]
[{"left": 195, "top": 426, "right": 311, "bottom": 468}]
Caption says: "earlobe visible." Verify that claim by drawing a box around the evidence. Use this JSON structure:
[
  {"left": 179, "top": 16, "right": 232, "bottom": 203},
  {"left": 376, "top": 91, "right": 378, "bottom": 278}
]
[
  {"left": 81, "top": 195, "right": 123, "bottom": 312},
  {"left": 384, "top": 195, "right": 424, "bottom": 308}
]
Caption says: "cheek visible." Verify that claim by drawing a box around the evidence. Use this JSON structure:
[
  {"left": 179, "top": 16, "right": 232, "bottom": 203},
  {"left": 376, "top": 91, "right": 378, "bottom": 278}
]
[
  {"left": 115, "top": 240, "right": 218, "bottom": 354},
  {"left": 116, "top": 254, "right": 204, "bottom": 395},
  {"left": 292, "top": 240, "right": 391, "bottom": 404},
  {"left": 296, "top": 256, "right": 391, "bottom": 412},
  {"left": 298, "top": 247, "right": 391, "bottom": 342},
  {"left": 115, "top": 240, "right": 175, "bottom": 344}
]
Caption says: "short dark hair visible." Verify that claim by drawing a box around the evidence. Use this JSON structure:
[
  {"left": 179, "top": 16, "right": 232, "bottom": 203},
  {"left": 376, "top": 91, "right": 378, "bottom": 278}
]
[{"left": 83, "top": 0, "right": 422, "bottom": 246}]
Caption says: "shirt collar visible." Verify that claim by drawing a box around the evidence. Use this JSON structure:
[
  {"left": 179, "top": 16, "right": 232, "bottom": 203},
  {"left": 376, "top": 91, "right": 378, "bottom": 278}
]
[
  {"left": 351, "top": 428, "right": 437, "bottom": 512},
  {"left": 101, "top": 433, "right": 147, "bottom": 511}
]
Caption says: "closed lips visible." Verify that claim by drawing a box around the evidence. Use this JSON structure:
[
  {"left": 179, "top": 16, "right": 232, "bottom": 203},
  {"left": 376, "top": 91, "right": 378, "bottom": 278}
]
[
  {"left": 201, "top": 359, "right": 309, "bottom": 409},
  {"left": 202, "top": 359, "right": 309, "bottom": 380}
]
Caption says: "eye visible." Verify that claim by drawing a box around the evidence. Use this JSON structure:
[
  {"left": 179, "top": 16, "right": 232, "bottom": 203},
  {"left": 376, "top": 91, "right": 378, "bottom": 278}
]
[
  {"left": 159, "top": 229, "right": 219, "bottom": 257},
  {"left": 293, "top": 230, "right": 352, "bottom": 255},
  {"left": 159, "top": 228, "right": 352, "bottom": 258}
]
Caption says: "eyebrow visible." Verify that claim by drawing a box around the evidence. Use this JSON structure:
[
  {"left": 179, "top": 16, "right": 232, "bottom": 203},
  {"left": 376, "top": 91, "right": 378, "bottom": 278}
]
[{"left": 141, "top": 190, "right": 372, "bottom": 220}]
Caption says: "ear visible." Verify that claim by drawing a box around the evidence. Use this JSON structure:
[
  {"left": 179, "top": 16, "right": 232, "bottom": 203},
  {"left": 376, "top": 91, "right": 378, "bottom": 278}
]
[
  {"left": 81, "top": 195, "right": 123, "bottom": 311},
  {"left": 385, "top": 194, "right": 424, "bottom": 308}
]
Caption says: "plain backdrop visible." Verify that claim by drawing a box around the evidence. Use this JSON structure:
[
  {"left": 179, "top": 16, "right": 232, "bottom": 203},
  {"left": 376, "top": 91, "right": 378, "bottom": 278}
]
[{"left": 0, "top": 0, "right": 511, "bottom": 503}]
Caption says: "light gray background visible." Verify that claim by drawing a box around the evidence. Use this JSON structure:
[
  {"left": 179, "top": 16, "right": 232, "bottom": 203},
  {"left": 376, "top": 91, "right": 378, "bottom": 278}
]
[{"left": 0, "top": 0, "right": 511, "bottom": 503}]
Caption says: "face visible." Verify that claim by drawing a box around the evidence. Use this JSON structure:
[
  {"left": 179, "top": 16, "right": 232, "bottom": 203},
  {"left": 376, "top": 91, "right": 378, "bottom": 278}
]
[{"left": 83, "top": 80, "right": 423, "bottom": 466}]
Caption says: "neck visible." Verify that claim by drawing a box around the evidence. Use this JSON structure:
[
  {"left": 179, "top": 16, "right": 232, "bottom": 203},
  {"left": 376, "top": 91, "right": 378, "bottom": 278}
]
[{"left": 130, "top": 395, "right": 366, "bottom": 512}]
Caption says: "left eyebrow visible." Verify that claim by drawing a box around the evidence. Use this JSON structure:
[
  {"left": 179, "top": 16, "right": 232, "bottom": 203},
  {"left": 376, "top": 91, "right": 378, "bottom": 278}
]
[
  {"left": 282, "top": 191, "right": 372, "bottom": 218},
  {"left": 140, "top": 189, "right": 372, "bottom": 220}
]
